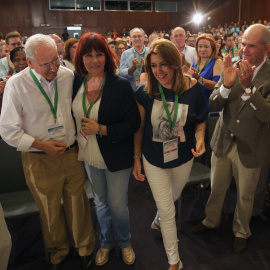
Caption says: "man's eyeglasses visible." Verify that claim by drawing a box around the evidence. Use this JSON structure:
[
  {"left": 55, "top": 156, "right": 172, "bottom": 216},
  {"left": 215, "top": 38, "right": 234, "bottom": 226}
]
[
  {"left": 36, "top": 57, "right": 60, "bottom": 69},
  {"left": 132, "top": 35, "right": 143, "bottom": 39}
]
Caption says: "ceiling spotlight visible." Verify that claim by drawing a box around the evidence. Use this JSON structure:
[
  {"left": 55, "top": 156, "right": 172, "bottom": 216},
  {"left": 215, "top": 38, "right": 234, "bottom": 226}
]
[{"left": 193, "top": 13, "right": 203, "bottom": 24}]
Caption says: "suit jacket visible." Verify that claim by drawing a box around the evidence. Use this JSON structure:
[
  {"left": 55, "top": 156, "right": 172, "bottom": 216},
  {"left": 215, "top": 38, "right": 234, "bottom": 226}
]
[
  {"left": 209, "top": 60, "right": 270, "bottom": 168},
  {"left": 73, "top": 73, "right": 141, "bottom": 172}
]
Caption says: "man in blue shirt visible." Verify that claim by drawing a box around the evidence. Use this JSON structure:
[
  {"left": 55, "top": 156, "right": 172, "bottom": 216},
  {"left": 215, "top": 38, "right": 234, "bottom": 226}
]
[
  {"left": 0, "top": 32, "right": 23, "bottom": 79},
  {"left": 0, "top": 44, "right": 9, "bottom": 59},
  {"left": 119, "top": 27, "right": 149, "bottom": 91}
]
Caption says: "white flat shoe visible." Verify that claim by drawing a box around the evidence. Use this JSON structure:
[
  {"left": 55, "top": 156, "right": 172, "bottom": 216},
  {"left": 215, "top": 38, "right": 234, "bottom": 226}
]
[{"left": 151, "top": 220, "right": 161, "bottom": 232}]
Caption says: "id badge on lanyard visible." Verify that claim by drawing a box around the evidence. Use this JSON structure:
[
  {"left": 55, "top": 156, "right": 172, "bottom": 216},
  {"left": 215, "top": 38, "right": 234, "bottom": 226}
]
[
  {"left": 78, "top": 75, "right": 106, "bottom": 148},
  {"left": 135, "top": 70, "right": 141, "bottom": 87},
  {"left": 30, "top": 69, "right": 67, "bottom": 143},
  {"left": 77, "top": 129, "right": 89, "bottom": 148},
  {"left": 158, "top": 83, "right": 179, "bottom": 163},
  {"left": 48, "top": 124, "right": 66, "bottom": 143},
  {"left": 163, "top": 138, "right": 178, "bottom": 163}
]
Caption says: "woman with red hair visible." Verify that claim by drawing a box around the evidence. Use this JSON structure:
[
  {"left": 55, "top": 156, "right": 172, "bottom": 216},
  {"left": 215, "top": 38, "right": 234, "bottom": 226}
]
[
  {"left": 183, "top": 34, "right": 223, "bottom": 112},
  {"left": 72, "top": 32, "right": 140, "bottom": 267}
]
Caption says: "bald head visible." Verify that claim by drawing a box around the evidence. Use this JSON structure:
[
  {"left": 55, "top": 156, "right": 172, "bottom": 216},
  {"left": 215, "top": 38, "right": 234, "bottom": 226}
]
[
  {"left": 172, "top": 27, "right": 186, "bottom": 36},
  {"left": 49, "top": 34, "right": 65, "bottom": 55},
  {"left": 241, "top": 24, "right": 270, "bottom": 66},
  {"left": 148, "top": 33, "right": 159, "bottom": 45},
  {"left": 171, "top": 27, "right": 186, "bottom": 50},
  {"left": 243, "top": 24, "right": 270, "bottom": 45}
]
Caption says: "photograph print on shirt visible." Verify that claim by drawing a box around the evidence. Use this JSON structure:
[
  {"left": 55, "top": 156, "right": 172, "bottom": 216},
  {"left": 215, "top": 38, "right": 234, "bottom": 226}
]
[{"left": 151, "top": 99, "right": 188, "bottom": 142}]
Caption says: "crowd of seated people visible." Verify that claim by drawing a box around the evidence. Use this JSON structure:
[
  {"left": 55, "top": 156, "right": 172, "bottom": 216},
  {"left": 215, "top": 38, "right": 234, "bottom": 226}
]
[{"left": 0, "top": 19, "right": 270, "bottom": 270}]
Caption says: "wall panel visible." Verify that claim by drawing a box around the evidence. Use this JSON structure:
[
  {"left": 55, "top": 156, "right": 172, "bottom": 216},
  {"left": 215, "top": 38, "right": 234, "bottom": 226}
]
[{"left": 0, "top": 0, "right": 268, "bottom": 37}]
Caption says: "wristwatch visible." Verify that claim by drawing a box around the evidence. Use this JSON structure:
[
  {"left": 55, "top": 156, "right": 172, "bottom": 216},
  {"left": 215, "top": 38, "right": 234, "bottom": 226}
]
[
  {"left": 244, "top": 85, "right": 255, "bottom": 94},
  {"left": 198, "top": 77, "right": 204, "bottom": 85}
]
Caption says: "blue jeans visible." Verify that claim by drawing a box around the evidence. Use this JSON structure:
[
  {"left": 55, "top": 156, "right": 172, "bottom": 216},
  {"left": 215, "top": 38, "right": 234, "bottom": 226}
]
[{"left": 85, "top": 164, "right": 131, "bottom": 249}]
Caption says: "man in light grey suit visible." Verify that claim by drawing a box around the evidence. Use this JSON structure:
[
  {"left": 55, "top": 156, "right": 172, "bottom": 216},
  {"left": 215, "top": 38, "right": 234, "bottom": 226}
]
[{"left": 192, "top": 24, "right": 270, "bottom": 252}]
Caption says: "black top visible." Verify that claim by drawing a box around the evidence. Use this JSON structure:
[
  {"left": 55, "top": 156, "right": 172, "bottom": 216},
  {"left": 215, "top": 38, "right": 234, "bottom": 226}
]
[
  {"left": 135, "top": 82, "right": 208, "bottom": 168},
  {"left": 73, "top": 73, "right": 141, "bottom": 172}
]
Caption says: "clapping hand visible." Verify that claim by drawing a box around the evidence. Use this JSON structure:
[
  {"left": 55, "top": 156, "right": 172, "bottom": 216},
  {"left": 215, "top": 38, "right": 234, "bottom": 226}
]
[
  {"left": 6, "top": 55, "right": 14, "bottom": 73},
  {"left": 223, "top": 54, "right": 237, "bottom": 87},
  {"left": 235, "top": 60, "right": 256, "bottom": 89},
  {"left": 182, "top": 65, "right": 200, "bottom": 80},
  {"left": 132, "top": 57, "right": 140, "bottom": 69}
]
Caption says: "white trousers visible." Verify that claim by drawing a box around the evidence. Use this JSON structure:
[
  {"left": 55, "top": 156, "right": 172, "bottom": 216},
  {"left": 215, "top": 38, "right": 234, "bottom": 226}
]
[
  {"left": 143, "top": 156, "right": 193, "bottom": 265},
  {"left": 0, "top": 204, "right": 11, "bottom": 270}
]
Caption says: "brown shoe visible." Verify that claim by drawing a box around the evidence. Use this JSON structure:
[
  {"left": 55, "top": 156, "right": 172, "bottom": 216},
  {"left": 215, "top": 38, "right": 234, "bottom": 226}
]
[
  {"left": 233, "top": 237, "right": 247, "bottom": 253},
  {"left": 95, "top": 248, "right": 111, "bottom": 266},
  {"left": 191, "top": 221, "right": 212, "bottom": 234},
  {"left": 122, "top": 245, "right": 135, "bottom": 265}
]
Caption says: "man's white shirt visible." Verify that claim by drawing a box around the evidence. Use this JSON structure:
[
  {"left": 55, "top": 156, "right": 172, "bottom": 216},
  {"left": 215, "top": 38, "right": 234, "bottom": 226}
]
[
  {"left": 183, "top": 45, "right": 197, "bottom": 65},
  {"left": 0, "top": 66, "right": 76, "bottom": 151}
]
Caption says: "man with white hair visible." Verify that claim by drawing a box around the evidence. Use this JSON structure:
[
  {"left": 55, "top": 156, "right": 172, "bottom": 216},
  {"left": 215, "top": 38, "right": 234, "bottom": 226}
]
[
  {"left": 120, "top": 27, "right": 149, "bottom": 91},
  {"left": 192, "top": 24, "right": 270, "bottom": 253},
  {"left": 0, "top": 34, "right": 95, "bottom": 270}
]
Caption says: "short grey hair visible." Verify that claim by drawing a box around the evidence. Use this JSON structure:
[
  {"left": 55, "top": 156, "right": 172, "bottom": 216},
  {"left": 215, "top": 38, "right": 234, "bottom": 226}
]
[
  {"left": 25, "top": 34, "right": 57, "bottom": 61},
  {"left": 130, "top": 28, "right": 145, "bottom": 37}
]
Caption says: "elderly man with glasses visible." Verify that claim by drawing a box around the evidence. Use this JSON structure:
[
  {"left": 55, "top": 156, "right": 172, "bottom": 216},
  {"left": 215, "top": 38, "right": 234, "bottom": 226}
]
[
  {"left": 119, "top": 27, "right": 149, "bottom": 91},
  {"left": 0, "top": 34, "right": 95, "bottom": 270}
]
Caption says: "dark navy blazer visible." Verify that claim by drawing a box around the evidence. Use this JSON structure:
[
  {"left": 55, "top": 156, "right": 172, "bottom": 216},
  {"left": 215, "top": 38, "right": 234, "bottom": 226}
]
[{"left": 73, "top": 72, "right": 141, "bottom": 172}]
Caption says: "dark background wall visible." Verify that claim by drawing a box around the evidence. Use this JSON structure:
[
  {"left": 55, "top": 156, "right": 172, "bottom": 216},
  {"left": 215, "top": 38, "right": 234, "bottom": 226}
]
[{"left": 0, "top": 0, "right": 269, "bottom": 37}]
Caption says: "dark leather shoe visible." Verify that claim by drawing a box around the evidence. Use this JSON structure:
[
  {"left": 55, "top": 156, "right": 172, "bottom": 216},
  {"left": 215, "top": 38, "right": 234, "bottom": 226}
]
[
  {"left": 49, "top": 263, "right": 60, "bottom": 270},
  {"left": 233, "top": 237, "right": 247, "bottom": 253},
  {"left": 80, "top": 254, "right": 94, "bottom": 270},
  {"left": 191, "top": 222, "right": 212, "bottom": 234}
]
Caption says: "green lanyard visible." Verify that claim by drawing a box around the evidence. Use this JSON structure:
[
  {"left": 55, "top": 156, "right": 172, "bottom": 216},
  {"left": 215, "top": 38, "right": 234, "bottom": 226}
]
[
  {"left": 29, "top": 69, "right": 58, "bottom": 121},
  {"left": 14, "top": 69, "right": 17, "bottom": 74},
  {"left": 82, "top": 75, "right": 106, "bottom": 118},
  {"left": 183, "top": 46, "right": 187, "bottom": 54},
  {"left": 158, "top": 83, "right": 178, "bottom": 134},
  {"left": 132, "top": 49, "right": 145, "bottom": 72},
  {"left": 196, "top": 57, "right": 211, "bottom": 75}
]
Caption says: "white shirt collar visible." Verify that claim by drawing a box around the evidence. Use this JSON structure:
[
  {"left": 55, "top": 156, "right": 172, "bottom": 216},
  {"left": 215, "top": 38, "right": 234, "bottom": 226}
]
[
  {"left": 31, "top": 68, "right": 56, "bottom": 85},
  {"left": 253, "top": 58, "right": 266, "bottom": 79}
]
